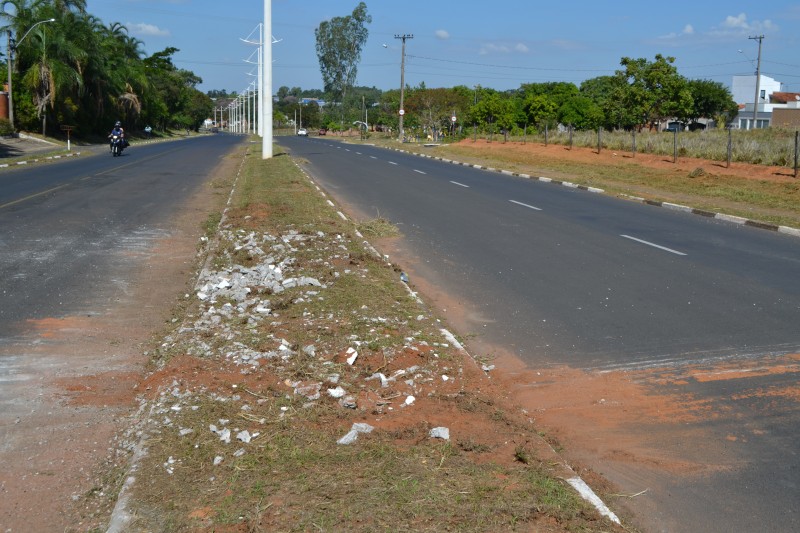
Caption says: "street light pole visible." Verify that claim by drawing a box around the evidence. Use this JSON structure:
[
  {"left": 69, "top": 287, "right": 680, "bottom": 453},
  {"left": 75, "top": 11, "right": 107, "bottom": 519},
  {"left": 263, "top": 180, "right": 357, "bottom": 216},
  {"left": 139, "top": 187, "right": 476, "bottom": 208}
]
[
  {"left": 395, "top": 34, "right": 413, "bottom": 142},
  {"left": 262, "top": 0, "right": 273, "bottom": 159},
  {"left": 749, "top": 34, "right": 764, "bottom": 130},
  {"left": 6, "top": 18, "right": 55, "bottom": 132}
]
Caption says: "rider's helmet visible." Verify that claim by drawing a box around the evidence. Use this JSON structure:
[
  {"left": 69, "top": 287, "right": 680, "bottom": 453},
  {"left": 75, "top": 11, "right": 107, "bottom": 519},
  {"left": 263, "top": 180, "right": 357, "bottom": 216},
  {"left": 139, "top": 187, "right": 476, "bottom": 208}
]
[{"left": 115, "top": 121, "right": 121, "bottom": 127}]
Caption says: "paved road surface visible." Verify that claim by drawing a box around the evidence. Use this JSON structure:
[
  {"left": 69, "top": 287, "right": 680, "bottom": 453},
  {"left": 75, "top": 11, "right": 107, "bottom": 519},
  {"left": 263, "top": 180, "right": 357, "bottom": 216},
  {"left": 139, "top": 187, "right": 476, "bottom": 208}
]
[{"left": 280, "top": 135, "right": 800, "bottom": 533}]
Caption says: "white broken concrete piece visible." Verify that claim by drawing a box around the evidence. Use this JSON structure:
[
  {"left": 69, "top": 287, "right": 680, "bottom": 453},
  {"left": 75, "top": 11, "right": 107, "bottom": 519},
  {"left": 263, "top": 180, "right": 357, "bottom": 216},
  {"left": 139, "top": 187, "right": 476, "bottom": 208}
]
[
  {"left": 429, "top": 427, "right": 450, "bottom": 440},
  {"left": 337, "top": 422, "right": 375, "bottom": 445},
  {"left": 236, "top": 430, "right": 252, "bottom": 443},
  {"left": 346, "top": 347, "right": 358, "bottom": 366},
  {"left": 327, "top": 386, "right": 346, "bottom": 399},
  {"left": 367, "top": 372, "right": 390, "bottom": 387}
]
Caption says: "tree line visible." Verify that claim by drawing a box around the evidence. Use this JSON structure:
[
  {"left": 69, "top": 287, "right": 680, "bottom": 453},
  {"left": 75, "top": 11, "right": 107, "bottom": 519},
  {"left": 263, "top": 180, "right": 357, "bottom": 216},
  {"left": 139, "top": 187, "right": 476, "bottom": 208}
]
[
  {"left": 0, "top": 0, "right": 213, "bottom": 137},
  {"left": 292, "top": 2, "right": 739, "bottom": 138}
]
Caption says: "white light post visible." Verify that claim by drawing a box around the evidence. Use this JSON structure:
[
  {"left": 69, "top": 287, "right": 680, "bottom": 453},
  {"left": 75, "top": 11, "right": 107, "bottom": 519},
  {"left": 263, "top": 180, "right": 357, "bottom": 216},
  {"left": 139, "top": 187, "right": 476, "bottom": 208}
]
[
  {"left": 262, "top": 0, "right": 273, "bottom": 159},
  {"left": 6, "top": 18, "right": 55, "bottom": 131}
]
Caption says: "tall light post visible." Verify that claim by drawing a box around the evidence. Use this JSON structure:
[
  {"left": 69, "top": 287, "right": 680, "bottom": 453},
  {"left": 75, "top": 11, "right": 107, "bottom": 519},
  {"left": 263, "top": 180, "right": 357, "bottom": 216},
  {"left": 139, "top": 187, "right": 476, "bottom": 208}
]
[
  {"left": 749, "top": 35, "right": 764, "bottom": 130},
  {"left": 394, "top": 34, "right": 413, "bottom": 142},
  {"left": 262, "top": 0, "right": 273, "bottom": 159},
  {"left": 6, "top": 18, "right": 55, "bottom": 131}
]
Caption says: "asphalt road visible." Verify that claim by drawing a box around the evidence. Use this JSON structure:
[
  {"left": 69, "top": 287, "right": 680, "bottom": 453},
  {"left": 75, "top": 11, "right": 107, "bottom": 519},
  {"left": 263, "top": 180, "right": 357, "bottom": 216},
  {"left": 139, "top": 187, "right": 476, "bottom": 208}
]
[
  {"left": 280, "top": 135, "right": 800, "bottom": 533},
  {"left": 0, "top": 134, "right": 244, "bottom": 339}
]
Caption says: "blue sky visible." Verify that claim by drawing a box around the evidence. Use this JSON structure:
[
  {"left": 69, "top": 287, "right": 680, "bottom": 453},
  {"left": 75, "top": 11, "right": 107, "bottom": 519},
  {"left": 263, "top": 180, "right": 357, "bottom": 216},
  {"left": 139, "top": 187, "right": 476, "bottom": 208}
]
[{"left": 85, "top": 0, "right": 800, "bottom": 95}]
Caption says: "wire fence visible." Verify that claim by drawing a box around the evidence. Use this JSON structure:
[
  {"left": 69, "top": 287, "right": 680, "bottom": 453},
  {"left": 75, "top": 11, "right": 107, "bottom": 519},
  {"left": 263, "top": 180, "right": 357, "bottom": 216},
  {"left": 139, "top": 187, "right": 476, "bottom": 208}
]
[{"left": 464, "top": 127, "right": 800, "bottom": 178}]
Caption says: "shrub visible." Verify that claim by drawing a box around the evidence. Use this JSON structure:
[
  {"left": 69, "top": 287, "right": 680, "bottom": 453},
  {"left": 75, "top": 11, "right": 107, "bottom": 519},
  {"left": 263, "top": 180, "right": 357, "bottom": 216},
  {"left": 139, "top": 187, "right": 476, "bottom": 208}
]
[{"left": 0, "top": 118, "right": 14, "bottom": 136}]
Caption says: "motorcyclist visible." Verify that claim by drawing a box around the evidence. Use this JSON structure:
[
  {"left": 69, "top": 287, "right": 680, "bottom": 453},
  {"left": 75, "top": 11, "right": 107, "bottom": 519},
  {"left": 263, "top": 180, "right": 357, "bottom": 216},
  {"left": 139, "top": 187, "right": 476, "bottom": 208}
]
[{"left": 108, "top": 121, "right": 126, "bottom": 152}]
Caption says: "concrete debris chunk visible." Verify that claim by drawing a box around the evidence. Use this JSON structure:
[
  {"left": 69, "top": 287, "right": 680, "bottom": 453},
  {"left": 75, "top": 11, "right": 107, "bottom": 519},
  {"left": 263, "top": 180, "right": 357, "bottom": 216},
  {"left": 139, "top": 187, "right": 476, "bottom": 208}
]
[
  {"left": 213, "top": 455, "right": 224, "bottom": 466},
  {"left": 236, "top": 430, "right": 252, "bottom": 443},
  {"left": 339, "top": 395, "right": 357, "bottom": 409},
  {"left": 346, "top": 347, "right": 358, "bottom": 366},
  {"left": 337, "top": 422, "right": 375, "bottom": 445},
  {"left": 367, "top": 372, "right": 390, "bottom": 387},
  {"left": 429, "top": 427, "right": 450, "bottom": 440},
  {"left": 327, "top": 386, "right": 346, "bottom": 398},
  {"left": 294, "top": 382, "right": 322, "bottom": 400}
]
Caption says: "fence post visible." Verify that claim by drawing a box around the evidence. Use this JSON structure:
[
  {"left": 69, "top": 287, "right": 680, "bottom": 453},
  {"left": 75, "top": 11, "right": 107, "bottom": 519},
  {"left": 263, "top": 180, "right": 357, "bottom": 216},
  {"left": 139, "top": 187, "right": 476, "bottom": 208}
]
[
  {"left": 523, "top": 123, "right": 527, "bottom": 144},
  {"left": 727, "top": 127, "right": 732, "bottom": 168},
  {"left": 544, "top": 123, "right": 549, "bottom": 146},
  {"left": 795, "top": 130, "right": 798, "bottom": 178},
  {"left": 597, "top": 127, "right": 602, "bottom": 154},
  {"left": 569, "top": 124, "right": 573, "bottom": 150},
  {"left": 672, "top": 129, "right": 677, "bottom": 163},
  {"left": 632, "top": 130, "right": 636, "bottom": 158}
]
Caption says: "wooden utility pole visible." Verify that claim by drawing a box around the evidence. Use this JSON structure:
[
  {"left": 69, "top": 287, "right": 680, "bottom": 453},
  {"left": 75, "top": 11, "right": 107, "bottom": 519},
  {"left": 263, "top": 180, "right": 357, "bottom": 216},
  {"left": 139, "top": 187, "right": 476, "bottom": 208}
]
[{"left": 395, "top": 34, "right": 413, "bottom": 142}]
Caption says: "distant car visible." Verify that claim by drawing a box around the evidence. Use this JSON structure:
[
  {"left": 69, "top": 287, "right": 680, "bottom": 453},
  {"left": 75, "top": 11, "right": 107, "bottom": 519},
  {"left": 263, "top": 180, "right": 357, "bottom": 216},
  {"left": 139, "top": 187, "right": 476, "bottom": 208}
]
[
  {"left": 664, "top": 121, "right": 686, "bottom": 133},
  {"left": 318, "top": 127, "right": 328, "bottom": 136},
  {"left": 297, "top": 128, "right": 308, "bottom": 136}
]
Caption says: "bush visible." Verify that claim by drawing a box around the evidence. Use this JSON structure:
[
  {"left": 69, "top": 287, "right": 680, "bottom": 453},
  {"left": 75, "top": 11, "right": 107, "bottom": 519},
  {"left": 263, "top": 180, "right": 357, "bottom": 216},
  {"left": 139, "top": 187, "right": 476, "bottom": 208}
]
[{"left": 0, "top": 118, "right": 14, "bottom": 136}]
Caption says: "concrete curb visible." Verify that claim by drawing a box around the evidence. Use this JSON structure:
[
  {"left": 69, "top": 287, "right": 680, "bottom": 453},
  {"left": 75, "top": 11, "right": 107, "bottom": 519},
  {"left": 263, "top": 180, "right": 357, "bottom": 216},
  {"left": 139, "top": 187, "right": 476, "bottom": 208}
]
[
  {"left": 390, "top": 145, "right": 800, "bottom": 239},
  {"left": 0, "top": 151, "right": 83, "bottom": 168}
]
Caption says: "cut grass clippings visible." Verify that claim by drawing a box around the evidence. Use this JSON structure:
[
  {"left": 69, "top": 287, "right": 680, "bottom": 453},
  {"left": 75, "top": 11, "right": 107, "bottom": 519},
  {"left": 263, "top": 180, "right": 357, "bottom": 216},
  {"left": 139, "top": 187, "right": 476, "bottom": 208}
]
[{"left": 121, "top": 141, "right": 621, "bottom": 532}]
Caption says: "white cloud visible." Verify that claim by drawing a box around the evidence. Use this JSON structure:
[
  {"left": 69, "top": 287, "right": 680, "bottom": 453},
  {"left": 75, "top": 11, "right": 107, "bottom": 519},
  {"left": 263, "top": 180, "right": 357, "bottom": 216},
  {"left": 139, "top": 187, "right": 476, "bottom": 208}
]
[
  {"left": 722, "top": 13, "right": 748, "bottom": 29},
  {"left": 479, "top": 42, "right": 528, "bottom": 55},
  {"left": 435, "top": 29, "right": 450, "bottom": 40},
  {"left": 480, "top": 43, "right": 508, "bottom": 55},
  {"left": 126, "top": 22, "right": 170, "bottom": 37},
  {"left": 658, "top": 24, "right": 695, "bottom": 40},
  {"left": 711, "top": 13, "right": 777, "bottom": 35}
]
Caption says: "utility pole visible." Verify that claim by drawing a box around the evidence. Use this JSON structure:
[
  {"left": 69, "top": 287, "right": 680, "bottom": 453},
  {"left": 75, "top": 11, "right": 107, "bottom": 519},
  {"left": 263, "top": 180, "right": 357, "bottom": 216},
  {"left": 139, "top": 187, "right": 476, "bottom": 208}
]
[
  {"left": 6, "top": 30, "right": 14, "bottom": 129},
  {"left": 395, "top": 34, "right": 413, "bottom": 142},
  {"left": 749, "top": 34, "right": 764, "bottom": 130}
]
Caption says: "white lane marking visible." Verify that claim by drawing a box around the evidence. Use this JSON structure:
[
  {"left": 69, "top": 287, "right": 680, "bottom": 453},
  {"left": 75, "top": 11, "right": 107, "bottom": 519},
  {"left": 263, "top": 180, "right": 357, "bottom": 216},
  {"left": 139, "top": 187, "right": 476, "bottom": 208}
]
[
  {"left": 509, "top": 200, "right": 542, "bottom": 211},
  {"left": 450, "top": 181, "right": 469, "bottom": 188},
  {"left": 414, "top": 169, "right": 426, "bottom": 175},
  {"left": 370, "top": 156, "right": 377, "bottom": 160},
  {"left": 355, "top": 151, "right": 362, "bottom": 155},
  {"left": 621, "top": 234, "right": 687, "bottom": 256},
  {"left": 389, "top": 161, "right": 398, "bottom": 165}
]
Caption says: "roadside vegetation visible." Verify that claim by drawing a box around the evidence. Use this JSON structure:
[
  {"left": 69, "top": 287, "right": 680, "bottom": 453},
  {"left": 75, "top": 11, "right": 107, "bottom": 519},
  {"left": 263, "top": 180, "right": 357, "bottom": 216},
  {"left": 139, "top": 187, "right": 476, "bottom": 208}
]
[
  {"left": 108, "top": 141, "right": 624, "bottom": 532},
  {"left": 0, "top": 2, "right": 213, "bottom": 139}
]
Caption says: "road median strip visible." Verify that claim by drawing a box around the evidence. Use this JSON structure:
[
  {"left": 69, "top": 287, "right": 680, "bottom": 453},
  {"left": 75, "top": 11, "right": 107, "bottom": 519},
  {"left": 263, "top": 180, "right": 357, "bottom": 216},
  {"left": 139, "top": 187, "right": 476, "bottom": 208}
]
[{"left": 106, "top": 142, "right": 623, "bottom": 531}]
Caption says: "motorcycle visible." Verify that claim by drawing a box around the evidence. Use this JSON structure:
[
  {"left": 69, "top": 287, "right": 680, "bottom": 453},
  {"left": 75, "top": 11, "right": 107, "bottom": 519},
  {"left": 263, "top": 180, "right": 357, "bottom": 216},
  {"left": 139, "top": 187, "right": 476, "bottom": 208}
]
[{"left": 110, "top": 134, "right": 124, "bottom": 157}]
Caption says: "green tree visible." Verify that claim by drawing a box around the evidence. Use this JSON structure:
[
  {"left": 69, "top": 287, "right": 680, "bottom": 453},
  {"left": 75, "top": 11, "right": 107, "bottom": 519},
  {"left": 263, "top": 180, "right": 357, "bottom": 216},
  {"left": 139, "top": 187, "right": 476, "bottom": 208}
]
[
  {"left": 686, "top": 79, "right": 738, "bottom": 127},
  {"left": 523, "top": 94, "right": 558, "bottom": 129},
  {"left": 580, "top": 75, "right": 631, "bottom": 129},
  {"left": 616, "top": 54, "right": 690, "bottom": 129},
  {"left": 558, "top": 95, "right": 604, "bottom": 130},
  {"left": 314, "top": 2, "right": 371, "bottom": 116}
]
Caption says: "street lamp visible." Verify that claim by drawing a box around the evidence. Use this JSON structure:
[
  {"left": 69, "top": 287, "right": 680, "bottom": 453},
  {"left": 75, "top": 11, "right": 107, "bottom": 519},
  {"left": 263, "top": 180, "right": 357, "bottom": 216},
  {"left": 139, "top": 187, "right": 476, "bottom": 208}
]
[{"left": 6, "top": 18, "right": 55, "bottom": 131}]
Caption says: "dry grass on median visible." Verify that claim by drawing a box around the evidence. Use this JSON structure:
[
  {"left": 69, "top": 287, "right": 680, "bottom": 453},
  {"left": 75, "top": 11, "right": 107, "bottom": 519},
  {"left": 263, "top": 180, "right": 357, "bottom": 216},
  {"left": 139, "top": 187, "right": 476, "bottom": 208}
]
[{"left": 118, "top": 143, "right": 622, "bottom": 532}]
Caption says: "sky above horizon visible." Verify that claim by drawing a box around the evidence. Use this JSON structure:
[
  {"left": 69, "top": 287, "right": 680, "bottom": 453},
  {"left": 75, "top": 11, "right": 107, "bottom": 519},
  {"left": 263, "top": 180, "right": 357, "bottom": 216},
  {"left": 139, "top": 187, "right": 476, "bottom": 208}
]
[{"left": 85, "top": 0, "right": 800, "bottom": 96}]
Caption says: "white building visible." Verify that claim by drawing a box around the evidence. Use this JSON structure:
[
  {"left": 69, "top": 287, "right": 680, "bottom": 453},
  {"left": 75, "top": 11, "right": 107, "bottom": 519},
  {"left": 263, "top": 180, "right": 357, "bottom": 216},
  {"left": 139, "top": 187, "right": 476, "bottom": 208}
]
[
  {"left": 732, "top": 75, "right": 786, "bottom": 129},
  {"left": 732, "top": 75, "right": 783, "bottom": 106}
]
